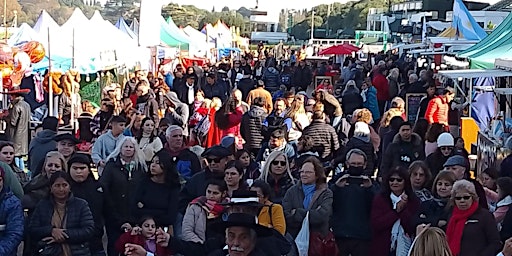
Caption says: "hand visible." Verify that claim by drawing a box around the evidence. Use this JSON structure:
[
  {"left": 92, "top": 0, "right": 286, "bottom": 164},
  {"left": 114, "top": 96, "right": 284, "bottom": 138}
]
[
  {"left": 121, "top": 223, "right": 132, "bottom": 232},
  {"left": 130, "top": 226, "right": 142, "bottom": 236},
  {"left": 156, "top": 228, "right": 170, "bottom": 247},
  {"left": 124, "top": 243, "right": 147, "bottom": 256},
  {"left": 503, "top": 238, "right": 512, "bottom": 256},
  {"left": 361, "top": 176, "right": 372, "bottom": 188},
  {"left": 98, "top": 160, "right": 106, "bottom": 167},
  {"left": 416, "top": 223, "right": 430, "bottom": 235},
  {"left": 335, "top": 174, "right": 350, "bottom": 188},
  {"left": 167, "top": 106, "right": 175, "bottom": 112},
  {"left": 51, "top": 228, "right": 68, "bottom": 242},
  {"left": 42, "top": 237, "right": 56, "bottom": 244},
  {"left": 396, "top": 200, "right": 407, "bottom": 213},
  {"left": 58, "top": 119, "right": 64, "bottom": 125}
]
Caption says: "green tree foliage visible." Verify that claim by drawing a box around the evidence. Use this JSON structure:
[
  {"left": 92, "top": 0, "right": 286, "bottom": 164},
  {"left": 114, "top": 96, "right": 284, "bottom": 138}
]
[{"left": 20, "top": 0, "right": 100, "bottom": 25}]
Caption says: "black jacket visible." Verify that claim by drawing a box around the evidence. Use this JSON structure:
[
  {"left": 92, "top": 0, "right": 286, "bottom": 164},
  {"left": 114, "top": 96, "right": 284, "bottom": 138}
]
[
  {"left": 302, "top": 119, "right": 340, "bottom": 161},
  {"left": 379, "top": 133, "right": 425, "bottom": 178},
  {"left": 202, "top": 82, "right": 228, "bottom": 102},
  {"left": 341, "top": 92, "right": 364, "bottom": 117},
  {"left": 99, "top": 157, "right": 145, "bottom": 227},
  {"left": 240, "top": 105, "right": 267, "bottom": 151},
  {"left": 29, "top": 195, "right": 94, "bottom": 256},
  {"left": 413, "top": 198, "right": 451, "bottom": 231},
  {"left": 174, "top": 82, "right": 201, "bottom": 105},
  {"left": 70, "top": 176, "right": 108, "bottom": 253},
  {"left": 425, "top": 149, "right": 453, "bottom": 178},
  {"left": 330, "top": 177, "right": 375, "bottom": 240}
]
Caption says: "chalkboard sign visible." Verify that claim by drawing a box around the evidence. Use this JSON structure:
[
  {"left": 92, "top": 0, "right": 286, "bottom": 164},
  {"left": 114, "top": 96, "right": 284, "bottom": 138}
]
[{"left": 405, "top": 93, "right": 426, "bottom": 123}]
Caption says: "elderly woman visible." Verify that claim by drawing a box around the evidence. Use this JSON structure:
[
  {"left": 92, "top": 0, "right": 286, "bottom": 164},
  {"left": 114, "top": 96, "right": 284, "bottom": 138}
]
[
  {"left": 99, "top": 136, "right": 147, "bottom": 256},
  {"left": 282, "top": 156, "right": 334, "bottom": 255},
  {"left": 370, "top": 166, "right": 420, "bottom": 256},
  {"left": 258, "top": 151, "right": 296, "bottom": 204},
  {"left": 445, "top": 180, "right": 501, "bottom": 256},
  {"left": 29, "top": 171, "right": 94, "bottom": 256}
]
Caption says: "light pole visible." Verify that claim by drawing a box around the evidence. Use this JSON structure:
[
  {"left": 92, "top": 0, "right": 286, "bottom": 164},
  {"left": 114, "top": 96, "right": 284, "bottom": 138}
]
[{"left": 310, "top": 9, "right": 315, "bottom": 40}]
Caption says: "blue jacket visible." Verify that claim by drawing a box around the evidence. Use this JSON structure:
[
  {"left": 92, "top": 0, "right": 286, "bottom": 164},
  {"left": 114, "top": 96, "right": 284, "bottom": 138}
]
[
  {"left": 363, "top": 86, "right": 381, "bottom": 121},
  {"left": 0, "top": 188, "right": 24, "bottom": 256}
]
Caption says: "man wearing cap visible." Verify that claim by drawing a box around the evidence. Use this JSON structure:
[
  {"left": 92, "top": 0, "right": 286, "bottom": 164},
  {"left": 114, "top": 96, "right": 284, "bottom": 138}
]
[
  {"left": 135, "top": 80, "right": 159, "bottom": 126},
  {"left": 443, "top": 155, "right": 488, "bottom": 208},
  {"left": 203, "top": 73, "right": 228, "bottom": 103},
  {"left": 28, "top": 116, "right": 58, "bottom": 177},
  {"left": 246, "top": 80, "right": 273, "bottom": 114},
  {"left": 0, "top": 166, "right": 24, "bottom": 256},
  {"left": 425, "top": 86, "right": 455, "bottom": 127},
  {"left": 55, "top": 133, "right": 79, "bottom": 162}
]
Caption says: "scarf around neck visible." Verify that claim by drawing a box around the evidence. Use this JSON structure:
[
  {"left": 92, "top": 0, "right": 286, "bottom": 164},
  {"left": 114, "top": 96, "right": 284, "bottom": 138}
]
[
  {"left": 302, "top": 184, "right": 316, "bottom": 209},
  {"left": 390, "top": 193, "right": 412, "bottom": 254},
  {"left": 446, "top": 202, "right": 479, "bottom": 256}
]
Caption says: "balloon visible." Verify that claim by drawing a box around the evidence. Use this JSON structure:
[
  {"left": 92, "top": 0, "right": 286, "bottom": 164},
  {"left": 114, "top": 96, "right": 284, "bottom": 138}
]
[{"left": 21, "top": 41, "right": 45, "bottom": 63}]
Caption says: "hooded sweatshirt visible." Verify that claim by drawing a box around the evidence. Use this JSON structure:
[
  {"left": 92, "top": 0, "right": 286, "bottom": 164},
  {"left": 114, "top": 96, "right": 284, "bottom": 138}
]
[
  {"left": 28, "top": 129, "right": 57, "bottom": 176},
  {"left": 164, "top": 91, "right": 190, "bottom": 137},
  {"left": 91, "top": 131, "right": 125, "bottom": 167}
]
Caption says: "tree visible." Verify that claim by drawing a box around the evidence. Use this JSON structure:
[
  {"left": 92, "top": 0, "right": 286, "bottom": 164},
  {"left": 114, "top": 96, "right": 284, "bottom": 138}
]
[{"left": 221, "top": 6, "right": 230, "bottom": 12}]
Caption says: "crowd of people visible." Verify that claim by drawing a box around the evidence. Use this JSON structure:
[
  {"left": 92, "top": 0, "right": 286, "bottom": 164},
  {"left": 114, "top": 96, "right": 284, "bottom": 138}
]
[{"left": 2, "top": 48, "right": 512, "bottom": 256}]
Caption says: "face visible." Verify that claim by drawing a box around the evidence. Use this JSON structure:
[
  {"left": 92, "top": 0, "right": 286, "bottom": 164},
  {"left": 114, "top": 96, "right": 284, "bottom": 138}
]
[
  {"left": 207, "top": 77, "right": 215, "bottom": 85},
  {"left": 51, "top": 177, "right": 70, "bottom": 201},
  {"left": 275, "top": 100, "right": 286, "bottom": 115},
  {"left": 121, "top": 141, "right": 135, "bottom": 158},
  {"left": 454, "top": 190, "right": 474, "bottom": 210},
  {"left": 445, "top": 165, "right": 465, "bottom": 180},
  {"left": 141, "top": 219, "right": 156, "bottom": 239},
  {"left": 270, "top": 155, "right": 287, "bottom": 176},
  {"left": 440, "top": 146, "right": 453, "bottom": 157},
  {"left": 481, "top": 173, "right": 496, "bottom": 189},
  {"left": 69, "top": 162, "right": 89, "bottom": 183},
  {"left": 436, "top": 179, "right": 453, "bottom": 198},
  {"left": 0, "top": 145, "right": 14, "bottom": 164},
  {"left": 399, "top": 125, "right": 412, "bottom": 141},
  {"left": 159, "top": 124, "right": 169, "bottom": 135},
  {"left": 111, "top": 122, "right": 126, "bottom": 135},
  {"left": 389, "top": 174, "right": 405, "bottom": 195},
  {"left": 226, "top": 226, "right": 256, "bottom": 256},
  {"left": 207, "top": 156, "right": 227, "bottom": 173},
  {"left": 186, "top": 77, "right": 195, "bottom": 85},
  {"left": 361, "top": 82, "right": 369, "bottom": 90},
  {"left": 446, "top": 93, "right": 455, "bottom": 102},
  {"left": 250, "top": 187, "right": 266, "bottom": 204},
  {"left": 300, "top": 162, "right": 317, "bottom": 185},
  {"left": 225, "top": 167, "right": 242, "bottom": 187},
  {"left": 45, "top": 156, "right": 63, "bottom": 176},
  {"left": 346, "top": 154, "right": 366, "bottom": 169},
  {"left": 411, "top": 168, "right": 426, "bottom": 190},
  {"left": 206, "top": 184, "right": 225, "bottom": 202},
  {"left": 269, "top": 136, "right": 284, "bottom": 149},
  {"left": 167, "top": 130, "right": 184, "bottom": 148},
  {"left": 142, "top": 120, "right": 155, "bottom": 134},
  {"left": 427, "top": 86, "right": 435, "bottom": 96},
  {"left": 455, "top": 138, "right": 465, "bottom": 149},
  {"left": 195, "top": 92, "right": 205, "bottom": 101},
  {"left": 57, "top": 140, "right": 76, "bottom": 158},
  {"left": 133, "top": 115, "right": 144, "bottom": 129},
  {"left": 150, "top": 156, "right": 164, "bottom": 176},
  {"left": 238, "top": 152, "right": 250, "bottom": 167},
  {"left": 233, "top": 91, "right": 242, "bottom": 102}
]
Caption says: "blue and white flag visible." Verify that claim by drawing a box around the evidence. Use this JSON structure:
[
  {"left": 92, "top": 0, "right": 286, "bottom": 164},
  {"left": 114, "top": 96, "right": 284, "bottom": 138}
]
[{"left": 452, "top": 0, "right": 487, "bottom": 40}]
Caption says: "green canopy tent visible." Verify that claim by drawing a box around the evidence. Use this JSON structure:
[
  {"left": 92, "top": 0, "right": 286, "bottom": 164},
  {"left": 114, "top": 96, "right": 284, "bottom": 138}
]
[
  {"left": 160, "top": 17, "right": 190, "bottom": 50},
  {"left": 457, "top": 13, "right": 512, "bottom": 69}
]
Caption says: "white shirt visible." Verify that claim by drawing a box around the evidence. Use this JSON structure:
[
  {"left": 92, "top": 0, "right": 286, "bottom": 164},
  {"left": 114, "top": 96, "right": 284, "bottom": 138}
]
[{"left": 186, "top": 83, "right": 194, "bottom": 104}]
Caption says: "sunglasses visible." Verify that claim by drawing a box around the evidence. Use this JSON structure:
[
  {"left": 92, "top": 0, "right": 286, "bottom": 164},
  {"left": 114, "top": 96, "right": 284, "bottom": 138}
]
[
  {"left": 207, "top": 158, "right": 222, "bottom": 163},
  {"left": 440, "top": 147, "right": 453, "bottom": 151},
  {"left": 389, "top": 178, "right": 404, "bottom": 182},
  {"left": 455, "top": 196, "right": 472, "bottom": 201},
  {"left": 272, "top": 160, "right": 286, "bottom": 166}
]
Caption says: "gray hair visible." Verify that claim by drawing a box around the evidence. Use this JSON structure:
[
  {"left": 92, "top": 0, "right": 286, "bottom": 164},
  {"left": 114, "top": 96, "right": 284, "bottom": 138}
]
[
  {"left": 166, "top": 125, "right": 183, "bottom": 138},
  {"left": 409, "top": 73, "right": 418, "bottom": 82},
  {"left": 342, "top": 80, "right": 359, "bottom": 96},
  {"left": 346, "top": 148, "right": 367, "bottom": 163},
  {"left": 451, "top": 179, "right": 477, "bottom": 199},
  {"left": 105, "top": 136, "right": 147, "bottom": 172}
]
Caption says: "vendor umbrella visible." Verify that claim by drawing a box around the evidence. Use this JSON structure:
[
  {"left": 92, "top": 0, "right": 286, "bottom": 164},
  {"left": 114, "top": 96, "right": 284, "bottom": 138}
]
[{"left": 318, "top": 43, "right": 360, "bottom": 55}]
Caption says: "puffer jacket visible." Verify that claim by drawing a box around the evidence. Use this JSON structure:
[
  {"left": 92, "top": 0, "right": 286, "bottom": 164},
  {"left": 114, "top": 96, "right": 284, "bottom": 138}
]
[
  {"left": 282, "top": 183, "right": 333, "bottom": 238},
  {"left": 425, "top": 96, "right": 449, "bottom": 125},
  {"left": 0, "top": 188, "right": 24, "bottom": 256},
  {"left": 29, "top": 195, "right": 94, "bottom": 256},
  {"left": 164, "top": 91, "right": 190, "bottom": 137},
  {"left": 262, "top": 67, "right": 280, "bottom": 92},
  {"left": 240, "top": 105, "right": 268, "bottom": 151},
  {"left": 302, "top": 119, "right": 340, "bottom": 161},
  {"left": 379, "top": 133, "right": 425, "bottom": 178}
]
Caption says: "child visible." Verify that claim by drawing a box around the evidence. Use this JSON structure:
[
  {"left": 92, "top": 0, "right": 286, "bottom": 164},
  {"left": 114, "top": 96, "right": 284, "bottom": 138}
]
[
  {"left": 182, "top": 179, "right": 228, "bottom": 244},
  {"left": 115, "top": 216, "right": 171, "bottom": 256}
]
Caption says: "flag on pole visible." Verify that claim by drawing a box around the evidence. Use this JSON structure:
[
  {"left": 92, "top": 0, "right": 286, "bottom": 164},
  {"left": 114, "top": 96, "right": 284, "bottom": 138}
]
[
  {"left": 452, "top": 0, "right": 487, "bottom": 40},
  {"left": 422, "top": 15, "right": 427, "bottom": 43}
]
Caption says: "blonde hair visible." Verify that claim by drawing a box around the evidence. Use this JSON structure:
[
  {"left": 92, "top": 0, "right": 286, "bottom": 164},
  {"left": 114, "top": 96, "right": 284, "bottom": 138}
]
[
  {"left": 259, "top": 151, "right": 295, "bottom": 184},
  {"left": 285, "top": 99, "right": 306, "bottom": 120},
  {"left": 43, "top": 151, "right": 68, "bottom": 174},
  {"left": 380, "top": 108, "right": 403, "bottom": 127},
  {"left": 211, "top": 97, "right": 222, "bottom": 110},
  {"left": 202, "top": 98, "right": 212, "bottom": 109},
  {"left": 105, "top": 137, "right": 147, "bottom": 172},
  {"left": 390, "top": 97, "right": 405, "bottom": 112},
  {"left": 409, "top": 227, "right": 452, "bottom": 256},
  {"left": 354, "top": 108, "right": 373, "bottom": 124}
]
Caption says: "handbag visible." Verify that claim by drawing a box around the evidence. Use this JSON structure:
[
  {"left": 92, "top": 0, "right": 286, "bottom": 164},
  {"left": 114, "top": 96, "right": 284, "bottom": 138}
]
[
  {"left": 36, "top": 240, "right": 62, "bottom": 256},
  {"left": 294, "top": 211, "right": 310, "bottom": 256},
  {"left": 308, "top": 230, "right": 339, "bottom": 256}
]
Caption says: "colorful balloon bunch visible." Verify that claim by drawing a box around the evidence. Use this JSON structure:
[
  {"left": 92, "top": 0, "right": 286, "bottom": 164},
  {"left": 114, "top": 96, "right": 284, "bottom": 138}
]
[{"left": 0, "top": 41, "right": 45, "bottom": 88}]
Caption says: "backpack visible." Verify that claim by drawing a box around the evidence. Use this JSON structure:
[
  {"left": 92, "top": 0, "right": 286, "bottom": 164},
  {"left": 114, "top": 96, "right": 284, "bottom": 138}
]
[
  {"left": 262, "top": 115, "right": 287, "bottom": 141},
  {"left": 193, "top": 111, "right": 211, "bottom": 144}
]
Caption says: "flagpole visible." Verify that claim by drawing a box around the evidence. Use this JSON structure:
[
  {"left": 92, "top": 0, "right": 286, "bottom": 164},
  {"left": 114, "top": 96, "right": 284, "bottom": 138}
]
[{"left": 48, "top": 27, "right": 53, "bottom": 117}]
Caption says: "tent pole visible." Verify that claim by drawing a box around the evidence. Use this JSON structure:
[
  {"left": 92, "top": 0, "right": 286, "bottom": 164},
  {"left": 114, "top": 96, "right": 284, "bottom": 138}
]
[
  {"left": 48, "top": 27, "right": 53, "bottom": 117},
  {"left": 72, "top": 28, "right": 75, "bottom": 69}
]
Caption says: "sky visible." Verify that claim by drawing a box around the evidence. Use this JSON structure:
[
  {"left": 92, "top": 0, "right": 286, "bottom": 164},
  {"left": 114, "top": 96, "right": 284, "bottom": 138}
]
[{"left": 166, "top": 0, "right": 350, "bottom": 12}]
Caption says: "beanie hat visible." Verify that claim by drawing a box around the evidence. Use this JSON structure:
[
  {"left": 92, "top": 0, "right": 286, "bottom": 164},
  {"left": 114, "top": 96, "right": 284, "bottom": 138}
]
[{"left": 437, "top": 133, "right": 454, "bottom": 147}]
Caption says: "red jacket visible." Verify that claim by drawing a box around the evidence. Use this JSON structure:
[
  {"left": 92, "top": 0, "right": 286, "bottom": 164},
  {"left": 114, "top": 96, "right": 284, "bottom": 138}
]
[
  {"left": 425, "top": 96, "right": 449, "bottom": 125},
  {"left": 115, "top": 232, "right": 172, "bottom": 256},
  {"left": 372, "top": 73, "right": 390, "bottom": 101}
]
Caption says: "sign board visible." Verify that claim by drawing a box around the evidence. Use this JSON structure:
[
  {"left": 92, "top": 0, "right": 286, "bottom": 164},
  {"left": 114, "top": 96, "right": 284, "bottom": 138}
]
[{"left": 405, "top": 93, "right": 426, "bottom": 123}]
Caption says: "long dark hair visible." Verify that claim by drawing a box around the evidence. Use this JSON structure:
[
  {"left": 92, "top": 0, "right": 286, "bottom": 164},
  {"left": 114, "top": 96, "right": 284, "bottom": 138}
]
[
  {"left": 225, "top": 160, "right": 248, "bottom": 190},
  {"left": 151, "top": 150, "right": 180, "bottom": 187},
  {"left": 49, "top": 171, "right": 72, "bottom": 198},
  {"left": 215, "top": 97, "right": 238, "bottom": 130},
  {"left": 381, "top": 166, "right": 415, "bottom": 197},
  {"left": 136, "top": 117, "right": 157, "bottom": 143}
]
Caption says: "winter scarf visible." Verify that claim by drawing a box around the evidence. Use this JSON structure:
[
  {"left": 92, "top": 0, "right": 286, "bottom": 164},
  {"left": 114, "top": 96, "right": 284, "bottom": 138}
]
[
  {"left": 302, "top": 184, "right": 316, "bottom": 209},
  {"left": 190, "top": 196, "right": 225, "bottom": 219},
  {"left": 390, "top": 193, "right": 412, "bottom": 255},
  {"left": 446, "top": 202, "right": 479, "bottom": 256}
]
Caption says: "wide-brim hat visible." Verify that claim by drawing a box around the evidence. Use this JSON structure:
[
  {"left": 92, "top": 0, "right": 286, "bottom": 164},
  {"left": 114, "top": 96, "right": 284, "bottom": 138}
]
[
  {"left": 209, "top": 213, "right": 272, "bottom": 237},
  {"left": 54, "top": 133, "right": 80, "bottom": 144}
]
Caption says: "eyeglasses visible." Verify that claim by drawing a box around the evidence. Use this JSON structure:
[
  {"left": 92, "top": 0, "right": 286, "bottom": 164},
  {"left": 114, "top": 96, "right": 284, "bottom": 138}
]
[
  {"left": 271, "top": 160, "right": 286, "bottom": 166},
  {"left": 440, "top": 147, "right": 453, "bottom": 151},
  {"left": 455, "top": 196, "right": 472, "bottom": 201},
  {"left": 389, "top": 178, "right": 404, "bottom": 182},
  {"left": 207, "top": 158, "right": 222, "bottom": 164}
]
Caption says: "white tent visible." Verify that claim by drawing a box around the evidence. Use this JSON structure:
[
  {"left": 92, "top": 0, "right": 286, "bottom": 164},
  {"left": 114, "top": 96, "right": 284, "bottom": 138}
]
[
  {"left": 8, "top": 23, "right": 39, "bottom": 46},
  {"left": 183, "top": 25, "right": 215, "bottom": 58}
]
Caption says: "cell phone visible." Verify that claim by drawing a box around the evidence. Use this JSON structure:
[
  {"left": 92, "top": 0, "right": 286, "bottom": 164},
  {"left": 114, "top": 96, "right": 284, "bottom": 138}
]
[
  {"left": 164, "top": 227, "right": 169, "bottom": 233},
  {"left": 347, "top": 176, "right": 364, "bottom": 185}
]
